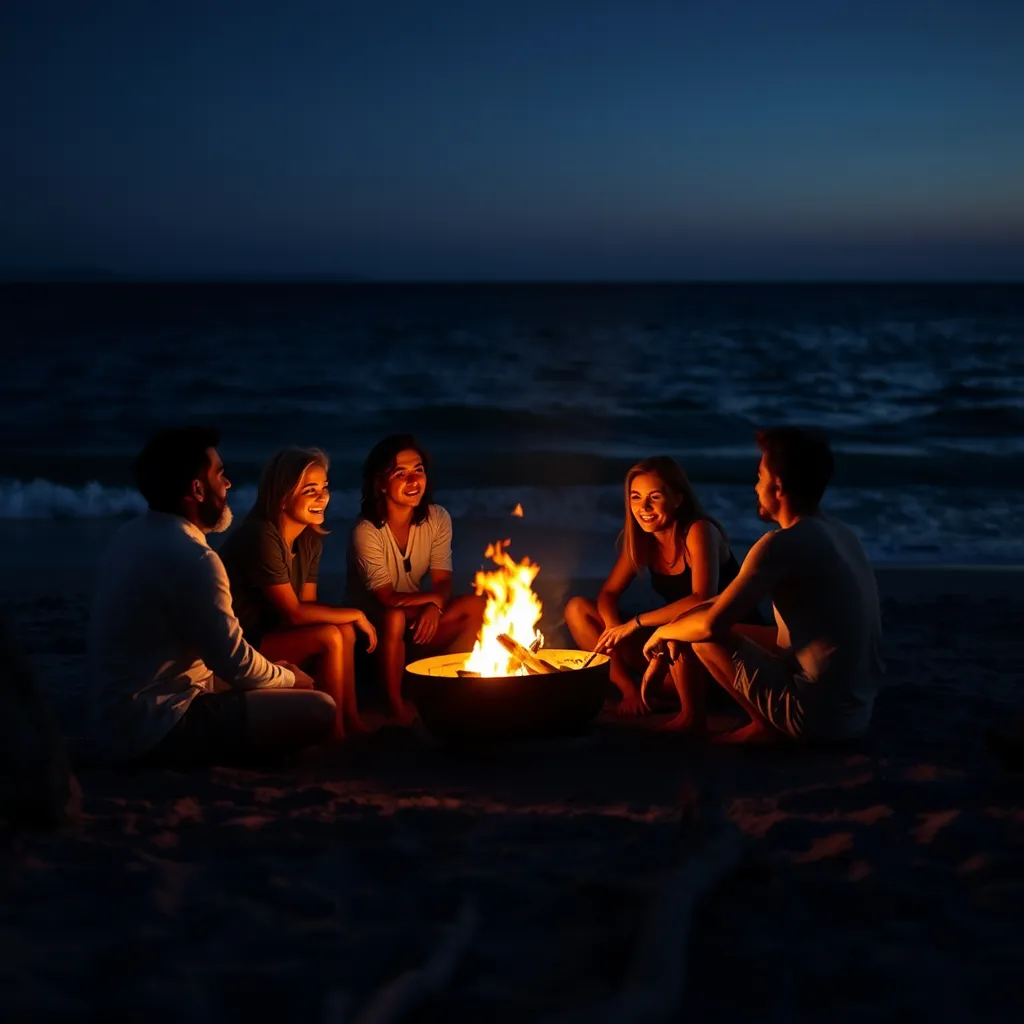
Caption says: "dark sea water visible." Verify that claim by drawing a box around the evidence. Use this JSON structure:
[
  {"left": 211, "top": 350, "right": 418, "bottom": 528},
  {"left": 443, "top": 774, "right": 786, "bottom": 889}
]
[{"left": 3, "top": 281, "right": 1023, "bottom": 567}]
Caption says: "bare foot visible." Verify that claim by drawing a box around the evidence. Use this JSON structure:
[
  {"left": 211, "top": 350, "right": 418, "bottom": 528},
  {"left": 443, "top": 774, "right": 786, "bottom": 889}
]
[
  {"left": 615, "top": 687, "right": 648, "bottom": 716},
  {"left": 347, "top": 715, "right": 372, "bottom": 735},
  {"left": 657, "top": 713, "right": 707, "bottom": 735},
  {"left": 388, "top": 701, "right": 418, "bottom": 727},
  {"left": 711, "top": 720, "right": 779, "bottom": 745}
]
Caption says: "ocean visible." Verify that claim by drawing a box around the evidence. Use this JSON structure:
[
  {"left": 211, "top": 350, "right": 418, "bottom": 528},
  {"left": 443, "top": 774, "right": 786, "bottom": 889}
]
[{"left": 4, "top": 281, "right": 1023, "bottom": 574}]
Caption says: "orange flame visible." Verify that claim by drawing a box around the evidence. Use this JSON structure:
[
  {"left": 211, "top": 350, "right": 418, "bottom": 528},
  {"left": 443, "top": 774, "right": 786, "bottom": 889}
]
[
  {"left": 463, "top": 540, "right": 544, "bottom": 677},
  {"left": 512, "top": 503, "right": 524, "bottom": 517}
]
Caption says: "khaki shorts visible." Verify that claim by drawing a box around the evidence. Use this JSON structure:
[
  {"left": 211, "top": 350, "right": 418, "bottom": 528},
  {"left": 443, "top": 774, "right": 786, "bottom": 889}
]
[
  {"left": 728, "top": 637, "right": 810, "bottom": 740},
  {"left": 135, "top": 690, "right": 249, "bottom": 769}
]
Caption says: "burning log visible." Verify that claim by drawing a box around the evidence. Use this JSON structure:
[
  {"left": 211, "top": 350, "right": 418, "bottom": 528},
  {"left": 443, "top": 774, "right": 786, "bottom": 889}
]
[
  {"left": 496, "top": 633, "right": 556, "bottom": 675},
  {"left": 500, "top": 635, "right": 544, "bottom": 675}
]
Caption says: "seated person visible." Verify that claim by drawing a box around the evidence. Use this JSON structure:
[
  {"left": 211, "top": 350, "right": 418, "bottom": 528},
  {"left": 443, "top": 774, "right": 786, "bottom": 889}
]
[
  {"left": 220, "top": 446, "right": 377, "bottom": 740},
  {"left": 567, "top": 456, "right": 760, "bottom": 724},
  {"left": 643, "top": 428, "right": 884, "bottom": 744},
  {"left": 87, "top": 427, "right": 336, "bottom": 768},
  {"left": 347, "top": 434, "right": 485, "bottom": 724}
]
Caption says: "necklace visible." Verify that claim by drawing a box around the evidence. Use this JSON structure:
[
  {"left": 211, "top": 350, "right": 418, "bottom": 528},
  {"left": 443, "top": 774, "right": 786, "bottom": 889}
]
[{"left": 658, "top": 535, "right": 686, "bottom": 573}]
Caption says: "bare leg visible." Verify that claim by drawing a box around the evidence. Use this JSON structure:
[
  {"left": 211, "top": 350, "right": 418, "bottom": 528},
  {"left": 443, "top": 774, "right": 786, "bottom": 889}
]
[
  {"left": 261, "top": 624, "right": 360, "bottom": 740},
  {"left": 733, "top": 623, "right": 783, "bottom": 656},
  {"left": 241, "top": 689, "right": 337, "bottom": 751},
  {"left": 565, "top": 596, "right": 644, "bottom": 712},
  {"left": 659, "top": 646, "right": 709, "bottom": 734},
  {"left": 377, "top": 608, "right": 415, "bottom": 724},
  {"left": 338, "top": 624, "right": 369, "bottom": 734},
  {"left": 565, "top": 595, "right": 602, "bottom": 651},
  {"left": 690, "top": 640, "right": 784, "bottom": 744},
  {"left": 421, "top": 593, "right": 486, "bottom": 655}
]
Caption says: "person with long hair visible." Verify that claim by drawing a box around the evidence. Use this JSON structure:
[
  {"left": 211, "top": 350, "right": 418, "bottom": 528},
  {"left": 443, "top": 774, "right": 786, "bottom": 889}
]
[
  {"left": 347, "top": 434, "right": 485, "bottom": 724},
  {"left": 88, "top": 428, "right": 336, "bottom": 770},
  {"left": 565, "top": 455, "right": 756, "bottom": 728},
  {"left": 220, "top": 447, "right": 377, "bottom": 740},
  {"left": 641, "top": 429, "right": 883, "bottom": 745}
]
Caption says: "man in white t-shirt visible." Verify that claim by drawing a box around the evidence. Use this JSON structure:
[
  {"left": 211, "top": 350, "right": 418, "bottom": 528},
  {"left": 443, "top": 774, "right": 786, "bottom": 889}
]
[
  {"left": 348, "top": 435, "right": 485, "bottom": 724},
  {"left": 88, "top": 427, "right": 336, "bottom": 766},
  {"left": 643, "top": 428, "right": 884, "bottom": 744}
]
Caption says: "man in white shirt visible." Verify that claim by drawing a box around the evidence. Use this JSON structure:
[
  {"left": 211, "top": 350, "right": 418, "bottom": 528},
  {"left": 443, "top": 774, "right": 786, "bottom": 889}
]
[
  {"left": 642, "top": 428, "right": 884, "bottom": 744},
  {"left": 87, "top": 427, "right": 336, "bottom": 766}
]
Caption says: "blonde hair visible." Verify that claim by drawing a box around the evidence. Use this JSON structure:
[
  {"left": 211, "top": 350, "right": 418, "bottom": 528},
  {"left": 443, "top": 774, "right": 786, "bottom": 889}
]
[
  {"left": 251, "top": 447, "right": 331, "bottom": 535},
  {"left": 618, "top": 456, "right": 725, "bottom": 572}
]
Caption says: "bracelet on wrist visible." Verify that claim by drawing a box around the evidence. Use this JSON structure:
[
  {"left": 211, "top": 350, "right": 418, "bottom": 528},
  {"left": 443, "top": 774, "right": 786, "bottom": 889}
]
[{"left": 635, "top": 613, "right": 643, "bottom": 629}]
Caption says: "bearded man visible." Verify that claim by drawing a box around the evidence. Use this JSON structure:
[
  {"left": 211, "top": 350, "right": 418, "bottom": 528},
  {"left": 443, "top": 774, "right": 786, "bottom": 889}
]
[
  {"left": 87, "top": 427, "right": 335, "bottom": 767},
  {"left": 643, "top": 428, "right": 884, "bottom": 744}
]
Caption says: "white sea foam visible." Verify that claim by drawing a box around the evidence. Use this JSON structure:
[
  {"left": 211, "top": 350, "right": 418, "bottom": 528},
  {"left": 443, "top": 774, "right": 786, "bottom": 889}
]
[
  {"left": 3, "top": 477, "right": 1023, "bottom": 565},
  {"left": 0, "top": 479, "right": 256, "bottom": 520}
]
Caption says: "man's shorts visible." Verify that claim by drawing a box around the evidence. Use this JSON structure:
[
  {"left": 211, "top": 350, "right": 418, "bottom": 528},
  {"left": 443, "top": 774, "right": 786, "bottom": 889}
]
[
  {"left": 727, "top": 637, "right": 810, "bottom": 740},
  {"left": 136, "top": 690, "right": 249, "bottom": 769}
]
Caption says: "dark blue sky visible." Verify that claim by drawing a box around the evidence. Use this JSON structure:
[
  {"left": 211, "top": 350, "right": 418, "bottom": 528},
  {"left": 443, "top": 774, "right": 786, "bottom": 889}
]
[{"left": 3, "top": 0, "right": 1023, "bottom": 279}]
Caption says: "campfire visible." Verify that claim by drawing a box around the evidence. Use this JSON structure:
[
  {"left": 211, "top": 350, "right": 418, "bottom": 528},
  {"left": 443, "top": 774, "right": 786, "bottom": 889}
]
[
  {"left": 462, "top": 540, "right": 546, "bottom": 678},
  {"left": 404, "top": 537, "right": 611, "bottom": 743}
]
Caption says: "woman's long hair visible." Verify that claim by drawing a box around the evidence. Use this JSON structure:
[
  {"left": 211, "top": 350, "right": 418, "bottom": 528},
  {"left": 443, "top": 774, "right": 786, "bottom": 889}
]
[
  {"left": 250, "top": 447, "right": 331, "bottom": 535},
  {"left": 618, "top": 456, "right": 725, "bottom": 572},
  {"left": 358, "top": 434, "right": 434, "bottom": 528}
]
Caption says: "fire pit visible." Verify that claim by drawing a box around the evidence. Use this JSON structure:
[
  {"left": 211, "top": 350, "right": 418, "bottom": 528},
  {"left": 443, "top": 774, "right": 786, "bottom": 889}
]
[
  {"left": 407, "top": 536, "right": 610, "bottom": 743},
  {"left": 405, "top": 649, "right": 611, "bottom": 744}
]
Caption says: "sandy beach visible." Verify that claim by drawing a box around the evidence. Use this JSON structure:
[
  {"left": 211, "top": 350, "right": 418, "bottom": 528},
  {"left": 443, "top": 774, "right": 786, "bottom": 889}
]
[{"left": 2, "top": 544, "right": 1023, "bottom": 1021}]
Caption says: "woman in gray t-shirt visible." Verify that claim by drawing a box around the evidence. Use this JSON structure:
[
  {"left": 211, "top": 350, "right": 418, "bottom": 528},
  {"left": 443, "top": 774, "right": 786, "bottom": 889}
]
[
  {"left": 220, "top": 447, "right": 377, "bottom": 739},
  {"left": 348, "top": 434, "right": 485, "bottom": 724}
]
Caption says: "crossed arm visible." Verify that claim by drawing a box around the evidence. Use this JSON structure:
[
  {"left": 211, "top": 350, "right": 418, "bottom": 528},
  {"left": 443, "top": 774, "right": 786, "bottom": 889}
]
[
  {"left": 642, "top": 532, "right": 784, "bottom": 657},
  {"left": 370, "top": 569, "right": 452, "bottom": 611},
  {"left": 261, "top": 581, "right": 378, "bottom": 651}
]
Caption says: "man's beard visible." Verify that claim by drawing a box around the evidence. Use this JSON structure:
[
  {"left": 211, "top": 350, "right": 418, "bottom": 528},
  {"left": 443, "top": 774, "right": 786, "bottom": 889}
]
[
  {"left": 198, "top": 494, "right": 233, "bottom": 533},
  {"left": 756, "top": 499, "right": 775, "bottom": 523}
]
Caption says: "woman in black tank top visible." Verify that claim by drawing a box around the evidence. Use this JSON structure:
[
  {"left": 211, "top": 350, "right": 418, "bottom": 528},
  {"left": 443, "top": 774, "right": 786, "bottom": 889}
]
[{"left": 565, "top": 456, "right": 758, "bottom": 726}]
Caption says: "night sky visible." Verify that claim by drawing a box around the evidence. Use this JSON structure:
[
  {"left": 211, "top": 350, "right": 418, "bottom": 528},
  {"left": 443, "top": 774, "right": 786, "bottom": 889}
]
[{"left": 3, "top": 0, "right": 1023, "bottom": 280}]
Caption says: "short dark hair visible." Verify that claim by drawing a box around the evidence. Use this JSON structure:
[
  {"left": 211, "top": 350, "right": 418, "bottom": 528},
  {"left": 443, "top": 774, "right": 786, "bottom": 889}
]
[
  {"left": 359, "top": 434, "right": 434, "bottom": 527},
  {"left": 755, "top": 427, "right": 834, "bottom": 510},
  {"left": 135, "top": 427, "right": 220, "bottom": 514}
]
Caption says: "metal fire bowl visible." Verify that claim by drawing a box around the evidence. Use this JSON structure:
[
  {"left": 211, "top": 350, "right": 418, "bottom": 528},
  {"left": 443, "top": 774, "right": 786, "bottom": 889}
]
[{"left": 405, "top": 649, "right": 611, "bottom": 744}]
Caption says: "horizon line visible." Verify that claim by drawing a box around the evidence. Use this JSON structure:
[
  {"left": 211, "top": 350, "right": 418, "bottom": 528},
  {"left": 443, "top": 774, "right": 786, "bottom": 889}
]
[{"left": 2, "top": 273, "right": 1023, "bottom": 286}]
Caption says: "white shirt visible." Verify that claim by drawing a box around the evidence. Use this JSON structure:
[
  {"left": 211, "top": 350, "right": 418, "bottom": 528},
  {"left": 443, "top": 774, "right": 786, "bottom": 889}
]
[
  {"left": 349, "top": 504, "right": 453, "bottom": 596},
  {"left": 87, "top": 510, "right": 295, "bottom": 760}
]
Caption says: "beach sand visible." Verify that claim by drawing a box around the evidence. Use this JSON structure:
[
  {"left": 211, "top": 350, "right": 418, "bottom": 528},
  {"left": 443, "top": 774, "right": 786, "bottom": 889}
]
[{"left": 2, "top": 544, "right": 1023, "bottom": 1021}]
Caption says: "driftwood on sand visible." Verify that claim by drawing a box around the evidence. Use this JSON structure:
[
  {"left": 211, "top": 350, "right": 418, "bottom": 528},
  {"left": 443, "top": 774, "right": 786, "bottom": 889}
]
[
  {"left": 349, "top": 897, "right": 479, "bottom": 1024},
  {"left": 548, "top": 778, "right": 746, "bottom": 1024},
  {"left": 0, "top": 622, "right": 80, "bottom": 827}
]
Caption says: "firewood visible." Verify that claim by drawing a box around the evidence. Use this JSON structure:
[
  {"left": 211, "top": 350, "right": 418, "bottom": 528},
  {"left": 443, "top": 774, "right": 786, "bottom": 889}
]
[{"left": 496, "top": 633, "right": 556, "bottom": 675}]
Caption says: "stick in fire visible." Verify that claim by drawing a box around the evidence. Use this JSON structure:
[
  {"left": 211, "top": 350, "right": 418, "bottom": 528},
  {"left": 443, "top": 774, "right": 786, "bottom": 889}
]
[{"left": 496, "top": 633, "right": 556, "bottom": 675}]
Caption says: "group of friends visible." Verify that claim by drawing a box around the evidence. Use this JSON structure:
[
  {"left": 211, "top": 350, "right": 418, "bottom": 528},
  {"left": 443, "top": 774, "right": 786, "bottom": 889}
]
[{"left": 86, "top": 426, "right": 884, "bottom": 768}]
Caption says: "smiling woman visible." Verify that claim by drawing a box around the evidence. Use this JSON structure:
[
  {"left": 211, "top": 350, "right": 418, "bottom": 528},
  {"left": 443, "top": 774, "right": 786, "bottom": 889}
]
[
  {"left": 565, "top": 456, "right": 763, "bottom": 726},
  {"left": 219, "top": 447, "right": 377, "bottom": 740},
  {"left": 347, "top": 434, "right": 485, "bottom": 725}
]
